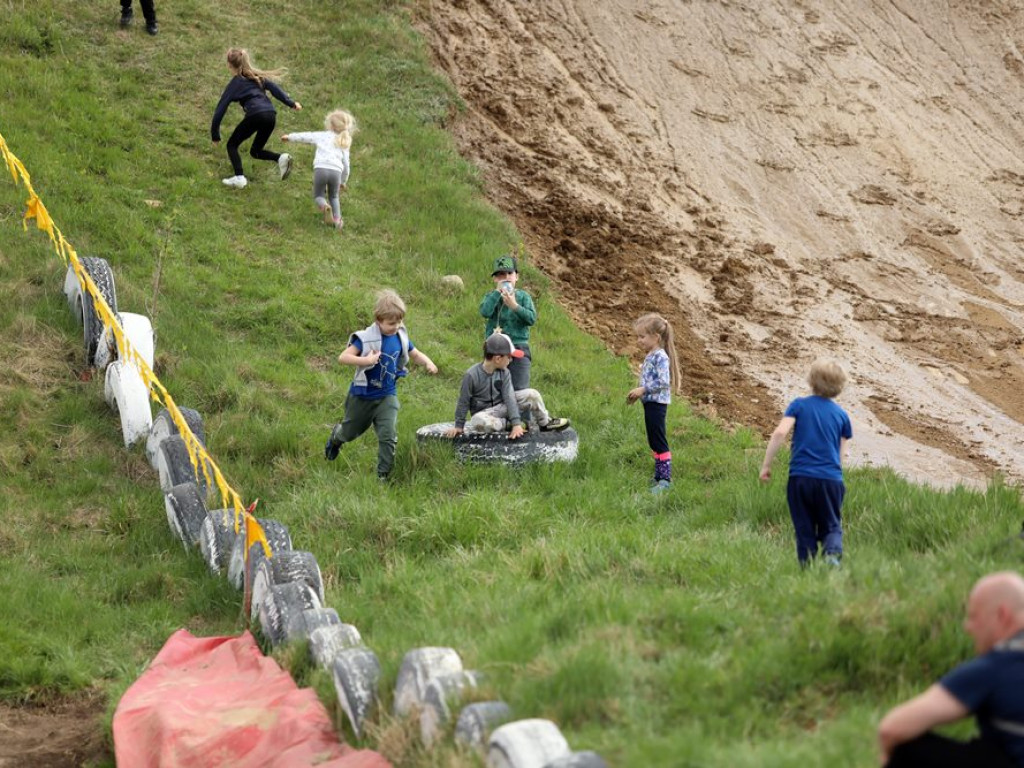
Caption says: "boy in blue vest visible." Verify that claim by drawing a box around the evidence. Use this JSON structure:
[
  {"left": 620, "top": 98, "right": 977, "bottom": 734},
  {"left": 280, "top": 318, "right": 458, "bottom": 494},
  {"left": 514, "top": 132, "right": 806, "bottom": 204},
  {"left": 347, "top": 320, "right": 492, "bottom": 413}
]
[
  {"left": 759, "top": 359, "right": 853, "bottom": 567},
  {"left": 325, "top": 290, "right": 437, "bottom": 480}
]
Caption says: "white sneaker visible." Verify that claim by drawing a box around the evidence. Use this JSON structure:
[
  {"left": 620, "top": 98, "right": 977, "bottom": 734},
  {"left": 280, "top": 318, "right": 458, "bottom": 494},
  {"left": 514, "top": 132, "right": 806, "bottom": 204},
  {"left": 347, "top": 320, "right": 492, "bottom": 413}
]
[
  {"left": 278, "top": 153, "right": 293, "bottom": 180},
  {"left": 222, "top": 175, "right": 248, "bottom": 189}
]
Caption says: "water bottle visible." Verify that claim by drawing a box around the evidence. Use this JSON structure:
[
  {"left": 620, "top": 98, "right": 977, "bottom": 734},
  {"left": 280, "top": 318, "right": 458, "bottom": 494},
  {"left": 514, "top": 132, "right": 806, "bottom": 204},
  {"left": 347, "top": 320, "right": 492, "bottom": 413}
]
[{"left": 501, "top": 281, "right": 513, "bottom": 293}]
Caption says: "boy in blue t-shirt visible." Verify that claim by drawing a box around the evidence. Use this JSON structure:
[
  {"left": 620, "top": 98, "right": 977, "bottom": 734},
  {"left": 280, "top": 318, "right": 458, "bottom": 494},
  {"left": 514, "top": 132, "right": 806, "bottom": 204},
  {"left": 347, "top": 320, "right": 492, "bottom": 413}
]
[
  {"left": 760, "top": 359, "right": 853, "bottom": 566},
  {"left": 324, "top": 290, "right": 437, "bottom": 480}
]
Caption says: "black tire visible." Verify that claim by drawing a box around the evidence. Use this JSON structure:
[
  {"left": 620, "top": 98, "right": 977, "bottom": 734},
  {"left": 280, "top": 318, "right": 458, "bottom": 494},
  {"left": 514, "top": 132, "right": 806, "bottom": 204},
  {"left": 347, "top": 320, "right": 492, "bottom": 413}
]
[
  {"left": 199, "top": 509, "right": 238, "bottom": 574},
  {"left": 416, "top": 422, "right": 579, "bottom": 465},
  {"left": 249, "top": 551, "right": 324, "bottom": 623},
  {"left": 309, "top": 623, "right": 363, "bottom": 669},
  {"left": 393, "top": 647, "right": 464, "bottom": 717},
  {"left": 227, "top": 518, "right": 292, "bottom": 591},
  {"left": 157, "top": 435, "right": 210, "bottom": 495},
  {"left": 147, "top": 407, "right": 206, "bottom": 470},
  {"left": 164, "top": 482, "right": 207, "bottom": 548},
  {"left": 455, "top": 701, "right": 513, "bottom": 750},
  {"left": 543, "top": 753, "right": 610, "bottom": 768},
  {"left": 258, "top": 581, "right": 321, "bottom": 647},
  {"left": 331, "top": 647, "right": 381, "bottom": 739},
  {"left": 79, "top": 256, "right": 117, "bottom": 367},
  {"left": 420, "top": 670, "right": 480, "bottom": 747}
]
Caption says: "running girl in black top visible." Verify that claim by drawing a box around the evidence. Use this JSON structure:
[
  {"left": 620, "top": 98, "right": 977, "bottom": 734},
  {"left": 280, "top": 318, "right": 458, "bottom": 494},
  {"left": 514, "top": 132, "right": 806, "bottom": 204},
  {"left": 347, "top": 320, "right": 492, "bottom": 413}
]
[{"left": 211, "top": 48, "right": 302, "bottom": 190}]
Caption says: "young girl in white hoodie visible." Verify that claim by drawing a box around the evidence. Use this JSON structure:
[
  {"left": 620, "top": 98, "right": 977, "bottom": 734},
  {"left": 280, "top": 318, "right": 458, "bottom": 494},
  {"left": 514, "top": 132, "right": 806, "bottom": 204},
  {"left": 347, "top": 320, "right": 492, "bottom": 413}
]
[{"left": 282, "top": 109, "right": 356, "bottom": 230}]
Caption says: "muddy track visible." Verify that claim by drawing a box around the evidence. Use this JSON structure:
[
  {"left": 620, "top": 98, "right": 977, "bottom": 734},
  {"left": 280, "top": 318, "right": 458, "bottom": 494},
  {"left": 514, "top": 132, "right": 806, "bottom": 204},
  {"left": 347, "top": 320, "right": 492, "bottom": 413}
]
[{"left": 420, "top": 0, "right": 1024, "bottom": 487}]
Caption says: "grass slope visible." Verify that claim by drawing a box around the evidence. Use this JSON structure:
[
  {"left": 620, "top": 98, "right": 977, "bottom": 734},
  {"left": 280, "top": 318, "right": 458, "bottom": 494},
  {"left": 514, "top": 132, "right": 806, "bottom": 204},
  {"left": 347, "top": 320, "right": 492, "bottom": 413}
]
[{"left": 1, "top": 1, "right": 1022, "bottom": 766}]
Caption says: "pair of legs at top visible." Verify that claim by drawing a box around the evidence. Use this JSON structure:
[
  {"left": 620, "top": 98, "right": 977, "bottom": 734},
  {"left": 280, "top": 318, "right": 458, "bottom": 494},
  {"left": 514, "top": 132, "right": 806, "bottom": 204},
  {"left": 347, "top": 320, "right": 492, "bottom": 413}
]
[
  {"left": 222, "top": 112, "right": 292, "bottom": 189},
  {"left": 119, "top": 0, "right": 158, "bottom": 34}
]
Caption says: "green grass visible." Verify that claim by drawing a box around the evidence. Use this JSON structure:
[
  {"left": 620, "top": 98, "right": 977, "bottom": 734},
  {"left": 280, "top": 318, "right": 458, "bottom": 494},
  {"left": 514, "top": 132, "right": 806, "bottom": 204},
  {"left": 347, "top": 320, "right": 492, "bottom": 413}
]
[{"left": 1, "top": 1, "right": 1023, "bottom": 766}]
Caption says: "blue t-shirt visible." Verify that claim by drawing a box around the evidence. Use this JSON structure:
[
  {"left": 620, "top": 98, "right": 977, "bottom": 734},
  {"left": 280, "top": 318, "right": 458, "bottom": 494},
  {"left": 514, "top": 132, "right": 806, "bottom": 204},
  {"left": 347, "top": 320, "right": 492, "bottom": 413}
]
[
  {"left": 348, "top": 333, "right": 415, "bottom": 399},
  {"left": 941, "top": 643, "right": 1024, "bottom": 766},
  {"left": 784, "top": 396, "right": 852, "bottom": 482}
]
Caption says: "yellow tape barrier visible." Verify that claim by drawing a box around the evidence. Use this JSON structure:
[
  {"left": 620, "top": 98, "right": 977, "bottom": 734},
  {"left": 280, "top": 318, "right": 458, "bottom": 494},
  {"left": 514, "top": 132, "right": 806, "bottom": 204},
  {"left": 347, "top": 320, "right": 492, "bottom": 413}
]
[{"left": 0, "top": 131, "right": 270, "bottom": 560}]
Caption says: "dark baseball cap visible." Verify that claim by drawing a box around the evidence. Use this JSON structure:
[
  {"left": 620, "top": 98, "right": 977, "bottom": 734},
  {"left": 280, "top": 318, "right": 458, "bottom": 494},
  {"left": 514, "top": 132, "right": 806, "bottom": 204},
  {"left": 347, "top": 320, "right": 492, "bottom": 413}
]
[
  {"left": 491, "top": 255, "right": 518, "bottom": 275},
  {"left": 484, "top": 333, "right": 525, "bottom": 358}
]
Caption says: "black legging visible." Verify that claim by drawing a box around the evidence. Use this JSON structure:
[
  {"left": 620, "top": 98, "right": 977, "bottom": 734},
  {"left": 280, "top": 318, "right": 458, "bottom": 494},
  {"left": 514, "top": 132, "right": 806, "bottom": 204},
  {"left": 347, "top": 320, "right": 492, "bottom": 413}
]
[
  {"left": 121, "top": 0, "right": 156, "bottom": 24},
  {"left": 226, "top": 111, "right": 279, "bottom": 177}
]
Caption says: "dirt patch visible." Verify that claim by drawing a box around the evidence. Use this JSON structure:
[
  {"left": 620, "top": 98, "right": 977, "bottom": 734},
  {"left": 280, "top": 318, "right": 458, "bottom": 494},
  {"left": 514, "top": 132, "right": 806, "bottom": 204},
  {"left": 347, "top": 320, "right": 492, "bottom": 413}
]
[
  {"left": 0, "top": 691, "right": 111, "bottom": 767},
  {"left": 419, "top": 0, "right": 1024, "bottom": 488}
]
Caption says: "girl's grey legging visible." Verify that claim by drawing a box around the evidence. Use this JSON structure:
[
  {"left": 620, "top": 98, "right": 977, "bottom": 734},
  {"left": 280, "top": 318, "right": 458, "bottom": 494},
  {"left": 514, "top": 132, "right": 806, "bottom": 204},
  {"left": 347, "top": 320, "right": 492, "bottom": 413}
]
[{"left": 313, "top": 168, "right": 343, "bottom": 220}]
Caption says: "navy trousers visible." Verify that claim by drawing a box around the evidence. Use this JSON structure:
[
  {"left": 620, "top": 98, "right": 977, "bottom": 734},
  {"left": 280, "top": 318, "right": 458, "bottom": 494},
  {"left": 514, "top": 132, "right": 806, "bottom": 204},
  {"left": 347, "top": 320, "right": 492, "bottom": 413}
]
[
  {"left": 786, "top": 474, "right": 844, "bottom": 564},
  {"left": 886, "top": 733, "right": 1016, "bottom": 768}
]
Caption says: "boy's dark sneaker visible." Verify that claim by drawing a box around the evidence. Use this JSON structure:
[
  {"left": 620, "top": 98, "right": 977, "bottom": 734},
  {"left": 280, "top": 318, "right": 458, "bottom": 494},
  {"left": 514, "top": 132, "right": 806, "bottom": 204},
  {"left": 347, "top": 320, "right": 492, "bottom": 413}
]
[
  {"left": 324, "top": 424, "right": 344, "bottom": 461},
  {"left": 146, "top": 21, "right": 159, "bottom": 35},
  {"left": 119, "top": 8, "right": 133, "bottom": 26},
  {"left": 540, "top": 417, "right": 570, "bottom": 431},
  {"left": 377, "top": 473, "right": 390, "bottom": 483}
]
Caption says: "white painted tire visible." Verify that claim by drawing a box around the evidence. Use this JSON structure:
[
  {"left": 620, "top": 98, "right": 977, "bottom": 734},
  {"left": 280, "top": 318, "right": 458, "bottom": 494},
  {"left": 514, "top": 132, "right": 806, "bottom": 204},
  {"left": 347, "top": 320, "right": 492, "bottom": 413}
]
[
  {"left": 309, "top": 623, "right": 363, "bottom": 669},
  {"left": 163, "top": 482, "right": 207, "bottom": 548},
  {"left": 455, "top": 701, "right": 513, "bottom": 751},
  {"left": 94, "top": 312, "right": 155, "bottom": 373},
  {"left": 227, "top": 519, "right": 292, "bottom": 591},
  {"left": 147, "top": 407, "right": 206, "bottom": 470},
  {"left": 393, "top": 647, "right": 464, "bottom": 717},
  {"left": 104, "top": 360, "right": 153, "bottom": 447},
  {"left": 199, "top": 509, "right": 237, "bottom": 573},
  {"left": 249, "top": 551, "right": 325, "bottom": 623},
  {"left": 284, "top": 607, "right": 341, "bottom": 643},
  {"left": 416, "top": 422, "right": 578, "bottom": 465},
  {"left": 258, "top": 581, "right": 321, "bottom": 647},
  {"left": 63, "top": 264, "right": 83, "bottom": 323},
  {"left": 331, "top": 646, "right": 381, "bottom": 739},
  {"left": 543, "top": 753, "right": 609, "bottom": 768},
  {"left": 487, "top": 720, "right": 571, "bottom": 768},
  {"left": 420, "top": 670, "right": 480, "bottom": 747}
]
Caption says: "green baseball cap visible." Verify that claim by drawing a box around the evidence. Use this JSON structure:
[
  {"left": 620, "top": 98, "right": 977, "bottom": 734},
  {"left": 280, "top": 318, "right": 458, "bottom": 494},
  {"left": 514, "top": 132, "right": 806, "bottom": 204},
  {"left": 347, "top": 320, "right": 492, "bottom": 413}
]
[{"left": 491, "top": 255, "right": 518, "bottom": 275}]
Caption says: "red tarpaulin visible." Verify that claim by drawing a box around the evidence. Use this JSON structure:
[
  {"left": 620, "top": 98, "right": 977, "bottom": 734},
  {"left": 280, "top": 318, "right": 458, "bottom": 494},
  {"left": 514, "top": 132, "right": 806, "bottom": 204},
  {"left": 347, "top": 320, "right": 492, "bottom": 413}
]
[{"left": 113, "top": 629, "right": 390, "bottom": 768}]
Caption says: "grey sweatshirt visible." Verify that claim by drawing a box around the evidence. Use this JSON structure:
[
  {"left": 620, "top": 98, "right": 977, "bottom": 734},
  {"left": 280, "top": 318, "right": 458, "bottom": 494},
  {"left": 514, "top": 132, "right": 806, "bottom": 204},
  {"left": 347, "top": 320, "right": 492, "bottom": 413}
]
[{"left": 454, "top": 363, "right": 521, "bottom": 428}]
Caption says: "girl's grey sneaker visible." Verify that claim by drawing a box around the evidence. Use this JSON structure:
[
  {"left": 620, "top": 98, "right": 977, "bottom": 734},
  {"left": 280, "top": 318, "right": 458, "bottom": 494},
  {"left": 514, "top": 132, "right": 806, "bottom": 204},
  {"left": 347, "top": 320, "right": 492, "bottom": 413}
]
[
  {"left": 651, "top": 479, "right": 671, "bottom": 494},
  {"left": 222, "top": 175, "right": 248, "bottom": 189},
  {"left": 278, "top": 153, "right": 293, "bottom": 180}
]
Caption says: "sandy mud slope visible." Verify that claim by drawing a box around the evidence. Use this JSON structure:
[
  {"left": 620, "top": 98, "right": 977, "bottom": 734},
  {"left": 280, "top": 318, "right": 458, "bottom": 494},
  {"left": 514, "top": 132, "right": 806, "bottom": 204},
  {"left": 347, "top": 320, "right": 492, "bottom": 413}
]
[{"left": 420, "top": 0, "right": 1024, "bottom": 487}]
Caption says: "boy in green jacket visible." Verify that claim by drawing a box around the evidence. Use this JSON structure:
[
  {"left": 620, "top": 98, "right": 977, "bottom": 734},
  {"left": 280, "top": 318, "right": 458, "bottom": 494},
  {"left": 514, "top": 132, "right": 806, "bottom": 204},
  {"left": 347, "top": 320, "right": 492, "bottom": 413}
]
[{"left": 480, "top": 254, "right": 536, "bottom": 390}]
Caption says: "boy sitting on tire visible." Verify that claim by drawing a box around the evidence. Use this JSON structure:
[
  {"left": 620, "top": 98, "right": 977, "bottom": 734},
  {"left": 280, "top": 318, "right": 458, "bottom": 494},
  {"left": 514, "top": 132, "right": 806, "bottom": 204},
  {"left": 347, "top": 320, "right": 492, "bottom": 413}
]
[{"left": 446, "top": 333, "right": 569, "bottom": 439}]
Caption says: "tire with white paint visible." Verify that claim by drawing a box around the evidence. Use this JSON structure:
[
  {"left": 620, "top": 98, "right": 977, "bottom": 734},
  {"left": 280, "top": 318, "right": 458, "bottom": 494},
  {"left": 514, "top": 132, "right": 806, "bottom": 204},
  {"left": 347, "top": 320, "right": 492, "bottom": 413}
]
[
  {"left": 258, "top": 581, "right": 321, "bottom": 647},
  {"left": 331, "top": 646, "right": 381, "bottom": 739},
  {"left": 79, "top": 256, "right": 117, "bottom": 366},
  {"left": 147, "top": 407, "right": 206, "bottom": 470},
  {"left": 63, "top": 264, "right": 83, "bottom": 323},
  {"left": 199, "top": 508, "right": 238, "bottom": 573},
  {"left": 227, "top": 518, "right": 292, "bottom": 591},
  {"left": 420, "top": 670, "right": 480, "bottom": 747},
  {"left": 455, "top": 701, "right": 513, "bottom": 751},
  {"left": 416, "top": 422, "right": 578, "bottom": 465},
  {"left": 543, "top": 753, "right": 609, "bottom": 768},
  {"left": 309, "top": 623, "right": 363, "bottom": 669},
  {"left": 94, "top": 312, "right": 155, "bottom": 373},
  {"left": 157, "top": 435, "right": 211, "bottom": 495},
  {"left": 104, "top": 359, "right": 153, "bottom": 447},
  {"left": 284, "top": 606, "right": 341, "bottom": 643},
  {"left": 393, "top": 647, "right": 464, "bottom": 717},
  {"left": 250, "top": 550, "right": 324, "bottom": 622},
  {"left": 487, "top": 720, "right": 571, "bottom": 768},
  {"left": 163, "top": 482, "right": 208, "bottom": 548}
]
